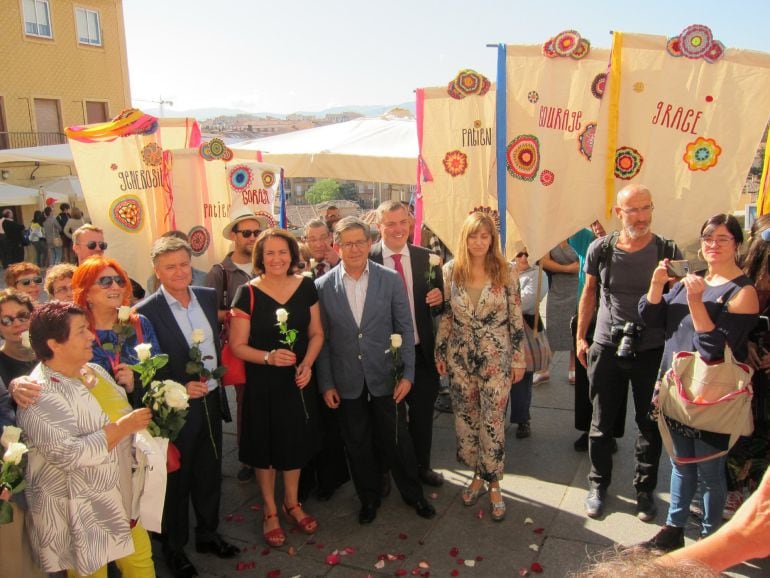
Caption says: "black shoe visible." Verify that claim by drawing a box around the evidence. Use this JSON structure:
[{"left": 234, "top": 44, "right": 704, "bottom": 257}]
[
  {"left": 574, "top": 432, "right": 589, "bottom": 452},
  {"left": 642, "top": 525, "right": 685, "bottom": 552},
  {"left": 418, "top": 468, "right": 444, "bottom": 487},
  {"left": 165, "top": 550, "right": 199, "bottom": 578},
  {"left": 635, "top": 491, "right": 657, "bottom": 522},
  {"left": 412, "top": 498, "right": 437, "bottom": 519},
  {"left": 434, "top": 395, "right": 453, "bottom": 413},
  {"left": 381, "top": 472, "right": 391, "bottom": 498},
  {"left": 236, "top": 465, "right": 255, "bottom": 484},
  {"left": 195, "top": 536, "right": 240, "bottom": 558},
  {"left": 585, "top": 488, "right": 606, "bottom": 518},
  {"left": 516, "top": 422, "right": 531, "bottom": 439},
  {"left": 316, "top": 486, "right": 335, "bottom": 502},
  {"left": 358, "top": 503, "right": 378, "bottom": 525}
]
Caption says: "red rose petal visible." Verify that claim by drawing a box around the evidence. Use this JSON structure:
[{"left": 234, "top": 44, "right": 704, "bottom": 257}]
[
  {"left": 260, "top": 548, "right": 270, "bottom": 556},
  {"left": 533, "top": 527, "right": 545, "bottom": 534},
  {"left": 457, "top": 558, "right": 464, "bottom": 565},
  {"left": 235, "top": 561, "right": 245, "bottom": 571},
  {"left": 475, "top": 555, "right": 483, "bottom": 562},
  {"left": 343, "top": 546, "right": 355, "bottom": 555},
  {"left": 519, "top": 568, "right": 529, "bottom": 577},
  {"left": 378, "top": 554, "right": 387, "bottom": 561},
  {"left": 399, "top": 532, "right": 408, "bottom": 540},
  {"left": 397, "top": 554, "right": 406, "bottom": 561},
  {"left": 325, "top": 553, "right": 341, "bottom": 565},
  {"left": 451, "top": 570, "right": 459, "bottom": 577},
  {"left": 531, "top": 562, "right": 544, "bottom": 573},
  {"left": 421, "top": 572, "right": 430, "bottom": 578},
  {"left": 411, "top": 569, "right": 420, "bottom": 576},
  {"left": 449, "top": 547, "right": 460, "bottom": 557},
  {"left": 395, "top": 570, "right": 408, "bottom": 577},
  {"left": 476, "top": 508, "right": 485, "bottom": 519},
  {"left": 267, "top": 570, "right": 281, "bottom": 578}
]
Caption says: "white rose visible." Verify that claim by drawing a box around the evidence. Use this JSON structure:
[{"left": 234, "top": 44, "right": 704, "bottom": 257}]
[
  {"left": 309, "top": 258, "right": 317, "bottom": 270},
  {"left": 276, "top": 308, "right": 289, "bottom": 323},
  {"left": 3, "top": 442, "right": 28, "bottom": 465},
  {"left": 390, "top": 334, "right": 402, "bottom": 349},
  {"left": 134, "top": 343, "right": 152, "bottom": 362},
  {"left": 429, "top": 254, "right": 442, "bottom": 267},
  {"left": 191, "top": 329, "right": 205, "bottom": 345},
  {"left": 302, "top": 271, "right": 314, "bottom": 278},
  {"left": 1, "top": 425, "right": 22, "bottom": 449},
  {"left": 20, "top": 330, "right": 31, "bottom": 350},
  {"left": 117, "top": 306, "right": 131, "bottom": 322},
  {"left": 163, "top": 381, "right": 190, "bottom": 410}
]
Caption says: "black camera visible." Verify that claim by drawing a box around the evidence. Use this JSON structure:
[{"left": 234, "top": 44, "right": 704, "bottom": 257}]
[{"left": 611, "top": 322, "right": 643, "bottom": 360}]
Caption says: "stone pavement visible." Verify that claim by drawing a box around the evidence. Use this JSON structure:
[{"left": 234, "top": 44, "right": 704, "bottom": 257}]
[{"left": 150, "top": 351, "right": 768, "bottom": 577}]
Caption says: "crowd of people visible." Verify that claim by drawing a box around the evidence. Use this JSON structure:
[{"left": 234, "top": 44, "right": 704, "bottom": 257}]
[{"left": 0, "top": 186, "right": 769, "bottom": 576}]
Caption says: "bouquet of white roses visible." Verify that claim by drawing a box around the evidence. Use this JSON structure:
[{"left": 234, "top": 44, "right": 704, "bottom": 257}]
[
  {"left": 0, "top": 425, "right": 29, "bottom": 525},
  {"left": 131, "top": 343, "right": 169, "bottom": 389},
  {"left": 142, "top": 380, "right": 190, "bottom": 441}
]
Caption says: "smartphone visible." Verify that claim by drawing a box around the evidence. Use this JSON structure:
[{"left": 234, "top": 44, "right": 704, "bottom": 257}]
[{"left": 666, "top": 260, "right": 690, "bottom": 278}]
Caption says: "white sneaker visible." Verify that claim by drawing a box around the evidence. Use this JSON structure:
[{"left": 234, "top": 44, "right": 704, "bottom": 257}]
[{"left": 533, "top": 372, "right": 550, "bottom": 386}]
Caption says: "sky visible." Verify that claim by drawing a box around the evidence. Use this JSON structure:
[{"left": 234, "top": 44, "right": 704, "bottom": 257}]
[{"left": 123, "top": 0, "right": 770, "bottom": 115}]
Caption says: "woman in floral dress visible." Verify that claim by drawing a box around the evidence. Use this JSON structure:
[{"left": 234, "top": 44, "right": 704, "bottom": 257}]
[{"left": 435, "top": 211, "right": 526, "bottom": 521}]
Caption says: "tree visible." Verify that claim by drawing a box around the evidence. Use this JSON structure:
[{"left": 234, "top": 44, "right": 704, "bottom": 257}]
[
  {"left": 305, "top": 179, "right": 342, "bottom": 204},
  {"left": 338, "top": 181, "right": 359, "bottom": 201}
]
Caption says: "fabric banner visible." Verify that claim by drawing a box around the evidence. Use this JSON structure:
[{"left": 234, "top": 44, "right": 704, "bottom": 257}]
[
  {"left": 164, "top": 144, "right": 281, "bottom": 273},
  {"left": 592, "top": 27, "right": 770, "bottom": 243},
  {"left": 502, "top": 32, "right": 610, "bottom": 261},
  {"left": 420, "top": 70, "right": 521, "bottom": 257},
  {"left": 68, "top": 113, "right": 200, "bottom": 285}
]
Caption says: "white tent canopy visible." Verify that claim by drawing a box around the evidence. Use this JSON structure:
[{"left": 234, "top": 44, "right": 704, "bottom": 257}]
[
  {"left": 0, "top": 144, "right": 75, "bottom": 167},
  {"left": 39, "top": 176, "right": 84, "bottom": 201},
  {"left": 233, "top": 112, "right": 418, "bottom": 185},
  {"left": 0, "top": 182, "right": 68, "bottom": 206}
]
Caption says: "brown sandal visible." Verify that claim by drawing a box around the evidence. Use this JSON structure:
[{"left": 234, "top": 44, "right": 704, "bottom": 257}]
[
  {"left": 283, "top": 502, "right": 318, "bottom": 534},
  {"left": 263, "top": 512, "right": 286, "bottom": 547}
]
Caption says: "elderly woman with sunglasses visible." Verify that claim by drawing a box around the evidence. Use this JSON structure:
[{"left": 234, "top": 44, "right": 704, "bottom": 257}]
[
  {"left": 5, "top": 262, "right": 43, "bottom": 303},
  {"left": 71, "top": 256, "right": 161, "bottom": 406},
  {"left": 0, "top": 290, "right": 37, "bottom": 388}
]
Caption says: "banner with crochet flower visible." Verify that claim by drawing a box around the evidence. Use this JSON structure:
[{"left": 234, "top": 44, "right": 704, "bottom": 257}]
[
  {"left": 161, "top": 148, "right": 281, "bottom": 272},
  {"left": 419, "top": 78, "right": 522, "bottom": 257},
  {"left": 501, "top": 34, "right": 610, "bottom": 262},
  {"left": 67, "top": 111, "right": 201, "bottom": 285},
  {"left": 591, "top": 27, "right": 770, "bottom": 244}
]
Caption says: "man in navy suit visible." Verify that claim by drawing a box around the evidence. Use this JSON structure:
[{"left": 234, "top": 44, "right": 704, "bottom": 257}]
[
  {"left": 315, "top": 216, "right": 436, "bottom": 525},
  {"left": 136, "top": 237, "right": 237, "bottom": 578},
  {"left": 370, "top": 201, "right": 445, "bottom": 487}
]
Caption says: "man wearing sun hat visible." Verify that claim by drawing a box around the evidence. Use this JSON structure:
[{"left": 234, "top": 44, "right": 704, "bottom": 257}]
[{"left": 204, "top": 206, "right": 268, "bottom": 484}]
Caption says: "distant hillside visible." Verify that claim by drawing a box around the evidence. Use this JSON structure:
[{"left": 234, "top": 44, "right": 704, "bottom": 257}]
[{"left": 137, "top": 102, "right": 416, "bottom": 121}]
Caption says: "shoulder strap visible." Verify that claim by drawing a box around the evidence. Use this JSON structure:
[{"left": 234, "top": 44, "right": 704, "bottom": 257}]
[
  {"left": 131, "top": 315, "right": 144, "bottom": 344},
  {"left": 597, "top": 231, "right": 620, "bottom": 293},
  {"left": 217, "top": 263, "right": 230, "bottom": 310},
  {"left": 655, "top": 236, "right": 678, "bottom": 261}
]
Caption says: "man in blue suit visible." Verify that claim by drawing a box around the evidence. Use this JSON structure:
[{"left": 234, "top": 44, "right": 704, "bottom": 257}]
[
  {"left": 136, "top": 236, "right": 237, "bottom": 577},
  {"left": 315, "top": 216, "right": 436, "bottom": 525}
]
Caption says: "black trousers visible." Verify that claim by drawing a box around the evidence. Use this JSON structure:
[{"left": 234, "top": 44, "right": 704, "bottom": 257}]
[
  {"left": 163, "top": 388, "right": 223, "bottom": 552},
  {"left": 587, "top": 343, "right": 663, "bottom": 492},
  {"left": 571, "top": 315, "right": 627, "bottom": 435},
  {"left": 406, "top": 346, "right": 441, "bottom": 469},
  {"left": 338, "top": 389, "right": 424, "bottom": 507},
  {"left": 299, "top": 393, "right": 350, "bottom": 497}
]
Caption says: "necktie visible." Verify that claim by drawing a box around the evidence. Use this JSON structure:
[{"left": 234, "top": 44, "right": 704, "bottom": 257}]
[
  {"left": 315, "top": 262, "right": 326, "bottom": 278},
  {"left": 391, "top": 254, "right": 407, "bottom": 289}
]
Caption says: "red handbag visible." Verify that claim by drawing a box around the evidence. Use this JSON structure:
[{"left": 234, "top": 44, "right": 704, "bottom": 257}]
[{"left": 220, "top": 285, "right": 253, "bottom": 386}]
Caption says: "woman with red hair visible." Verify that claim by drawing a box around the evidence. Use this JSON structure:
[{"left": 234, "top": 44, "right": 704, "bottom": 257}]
[{"left": 72, "top": 256, "right": 160, "bottom": 405}]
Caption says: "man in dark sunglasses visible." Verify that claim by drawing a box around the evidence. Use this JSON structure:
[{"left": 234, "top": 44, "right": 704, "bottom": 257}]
[
  {"left": 72, "top": 224, "right": 108, "bottom": 264},
  {"left": 204, "top": 206, "right": 267, "bottom": 485}
]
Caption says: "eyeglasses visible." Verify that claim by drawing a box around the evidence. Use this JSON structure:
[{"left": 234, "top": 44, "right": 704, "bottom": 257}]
[
  {"left": 53, "top": 285, "right": 73, "bottom": 296},
  {"left": 0, "top": 311, "right": 30, "bottom": 326},
  {"left": 515, "top": 252, "right": 529, "bottom": 258},
  {"left": 619, "top": 204, "right": 655, "bottom": 216},
  {"left": 17, "top": 276, "right": 43, "bottom": 287},
  {"left": 80, "top": 241, "right": 108, "bottom": 251},
  {"left": 234, "top": 229, "right": 261, "bottom": 239},
  {"left": 700, "top": 235, "right": 735, "bottom": 247},
  {"left": 95, "top": 275, "right": 127, "bottom": 289},
  {"left": 339, "top": 240, "right": 369, "bottom": 250}
]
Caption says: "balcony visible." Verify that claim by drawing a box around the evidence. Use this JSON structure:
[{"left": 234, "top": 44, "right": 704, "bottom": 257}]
[{"left": 0, "top": 131, "right": 68, "bottom": 150}]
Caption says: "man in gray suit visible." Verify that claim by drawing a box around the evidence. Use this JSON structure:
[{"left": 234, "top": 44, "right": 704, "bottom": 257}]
[{"left": 315, "top": 217, "right": 436, "bottom": 525}]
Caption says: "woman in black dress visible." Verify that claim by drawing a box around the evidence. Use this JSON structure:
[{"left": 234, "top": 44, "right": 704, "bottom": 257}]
[{"left": 230, "top": 228, "right": 323, "bottom": 548}]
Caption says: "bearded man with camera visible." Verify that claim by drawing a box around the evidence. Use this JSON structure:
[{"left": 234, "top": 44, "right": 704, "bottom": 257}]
[{"left": 576, "top": 184, "right": 681, "bottom": 521}]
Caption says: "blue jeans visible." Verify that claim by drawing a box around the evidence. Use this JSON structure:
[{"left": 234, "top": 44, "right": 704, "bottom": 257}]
[{"left": 666, "top": 429, "right": 727, "bottom": 536}]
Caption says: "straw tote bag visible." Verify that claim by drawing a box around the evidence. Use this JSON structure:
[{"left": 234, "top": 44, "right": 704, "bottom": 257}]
[{"left": 658, "top": 347, "right": 754, "bottom": 464}]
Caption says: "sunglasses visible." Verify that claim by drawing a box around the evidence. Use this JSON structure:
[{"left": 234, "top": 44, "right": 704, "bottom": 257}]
[
  {"left": 515, "top": 252, "right": 529, "bottom": 258},
  {"left": 234, "top": 229, "right": 261, "bottom": 239},
  {"left": 96, "top": 275, "right": 127, "bottom": 289},
  {"left": 0, "top": 311, "right": 30, "bottom": 326},
  {"left": 81, "top": 241, "right": 108, "bottom": 251},
  {"left": 17, "top": 276, "right": 43, "bottom": 287}
]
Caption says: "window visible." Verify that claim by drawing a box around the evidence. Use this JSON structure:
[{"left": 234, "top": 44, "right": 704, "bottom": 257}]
[
  {"left": 75, "top": 7, "right": 101, "bottom": 46},
  {"left": 85, "top": 101, "right": 108, "bottom": 123},
  {"left": 34, "top": 98, "right": 61, "bottom": 133},
  {"left": 23, "top": 0, "right": 52, "bottom": 38}
]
